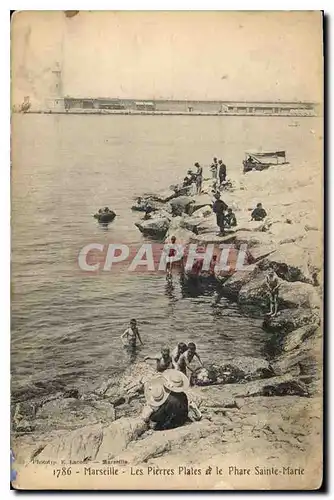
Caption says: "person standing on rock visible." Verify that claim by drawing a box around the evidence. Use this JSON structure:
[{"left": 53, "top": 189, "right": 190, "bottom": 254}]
[
  {"left": 212, "top": 192, "right": 228, "bottom": 236},
  {"left": 211, "top": 157, "right": 218, "bottom": 180},
  {"left": 218, "top": 159, "right": 227, "bottom": 186},
  {"left": 266, "top": 270, "right": 280, "bottom": 317},
  {"left": 194, "top": 162, "right": 203, "bottom": 194}
]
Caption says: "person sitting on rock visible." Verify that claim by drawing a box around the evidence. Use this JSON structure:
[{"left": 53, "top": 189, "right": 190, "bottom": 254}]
[
  {"left": 143, "top": 206, "right": 153, "bottom": 220},
  {"left": 144, "top": 347, "right": 173, "bottom": 372},
  {"left": 171, "top": 342, "right": 188, "bottom": 368},
  {"left": 266, "top": 270, "right": 280, "bottom": 317},
  {"left": 177, "top": 342, "right": 203, "bottom": 377},
  {"left": 183, "top": 170, "right": 195, "bottom": 187},
  {"left": 224, "top": 208, "right": 237, "bottom": 228},
  {"left": 143, "top": 370, "right": 189, "bottom": 431},
  {"left": 212, "top": 192, "right": 228, "bottom": 236},
  {"left": 251, "top": 202, "right": 267, "bottom": 221}
]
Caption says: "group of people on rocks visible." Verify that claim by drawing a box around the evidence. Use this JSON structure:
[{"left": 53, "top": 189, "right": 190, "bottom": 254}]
[
  {"left": 121, "top": 319, "right": 203, "bottom": 377},
  {"left": 210, "top": 157, "right": 227, "bottom": 189},
  {"left": 181, "top": 157, "right": 267, "bottom": 237},
  {"left": 144, "top": 341, "right": 203, "bottom": 375},
  {"left": 182, "top": 162, "right": 203, "bottom": 194},
  {"left": 121, "top": 319, "right": 203, "bottom": 431}
]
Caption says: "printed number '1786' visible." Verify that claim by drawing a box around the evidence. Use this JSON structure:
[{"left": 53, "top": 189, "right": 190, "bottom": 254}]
[{"left": 53, "top": 467, "right": 72, "bottom": 478}]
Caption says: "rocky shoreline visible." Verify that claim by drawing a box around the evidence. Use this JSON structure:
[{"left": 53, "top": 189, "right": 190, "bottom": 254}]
[{"left": 12, "top": 162, "right": 322, "bottom": 489}]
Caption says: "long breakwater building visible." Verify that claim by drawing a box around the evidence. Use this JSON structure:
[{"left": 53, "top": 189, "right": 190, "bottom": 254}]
[{"left": 43, "top": 97, "right": 319, "bottom": 117}]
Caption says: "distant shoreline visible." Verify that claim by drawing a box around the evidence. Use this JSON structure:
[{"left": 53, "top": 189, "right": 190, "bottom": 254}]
[{"left": 16, "top": 110, "right": 317, "bottom": 118}]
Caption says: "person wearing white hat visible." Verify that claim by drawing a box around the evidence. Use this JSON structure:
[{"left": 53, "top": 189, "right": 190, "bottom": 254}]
[
  {"left": 143, "top": 371, "right": 189, "bottom": 431},
  {"left": 144, "top": 376, "right": 170, "bottom": 408}
]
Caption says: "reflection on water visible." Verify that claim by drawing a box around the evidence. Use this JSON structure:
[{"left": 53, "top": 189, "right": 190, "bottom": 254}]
[{"left": 11, "top": 114, "right": 320, "bottom": 403}]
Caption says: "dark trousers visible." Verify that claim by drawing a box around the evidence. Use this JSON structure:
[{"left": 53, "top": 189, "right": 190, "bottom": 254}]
[{"left": 216, "top": 214, "right": 225, "bottom": 234}]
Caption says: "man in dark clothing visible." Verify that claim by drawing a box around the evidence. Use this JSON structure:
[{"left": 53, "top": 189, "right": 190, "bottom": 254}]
[
  {"left": 144, "top": 370, "right": 190, "bottom": 431},
  {"left": 149, "top": 391, "right": 189, "bottom": 430},
  {"left": 218, "top": 160, "right": 227, "bottom": 185},
  {"left": 251, "top": 203, "right": 267, "bottom": 221},
  {"left": 212, "top": 192, "right": 228, "bottom": 236}
]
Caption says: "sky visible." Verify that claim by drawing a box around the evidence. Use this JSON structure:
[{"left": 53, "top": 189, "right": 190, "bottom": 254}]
[{"left": 11, "top": 11, "right": 323, "bottom": 106}]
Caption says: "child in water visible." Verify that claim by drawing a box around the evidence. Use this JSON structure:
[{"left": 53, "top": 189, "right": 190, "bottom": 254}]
[
  {"left": 177, "top": 342, "right": 203, "bottom": 376},
  {"left": 144, "top": 347, "right": 173, "bottom": 372},
  {"left": 171, "top": 342, "right": 188, "bottom": 369},
  {"left": 121, "top": 319, "right": 143, "bottom": 348}
]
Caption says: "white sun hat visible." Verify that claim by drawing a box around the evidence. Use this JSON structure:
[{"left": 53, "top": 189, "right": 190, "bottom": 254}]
[
  {"left": 144, "top": 376, "right": 170, "bottom": 408},
  {"left": 162, "top": 369, "right": 190, "bottom": 393}
]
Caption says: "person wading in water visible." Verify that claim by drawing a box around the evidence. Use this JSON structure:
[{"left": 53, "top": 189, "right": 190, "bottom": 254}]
[
  {"left": 144, "top": 347, "right": 173, "bottom": 372},
  {"left": 121, "top": 319, "right": 143, "bottom": 362}
]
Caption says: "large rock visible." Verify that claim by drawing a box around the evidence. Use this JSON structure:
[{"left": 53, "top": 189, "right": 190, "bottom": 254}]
[
  {"left": 148, "top": 188, "right": 176, "bottom": 203},
  {"left": 267, "top": 222, "right": 306, "bottom": 245},
  {"left": 181, "top": 216, "right": 205, "bottom": 233},
  {"left": 37, "top": 417, "right": 148, "bottom": 462},
  {"left": 169, "top": 196, "right": 194, "bottom": 216},
  {"left": 233, "top": 231, "right": 277, "bottom": 262},
  {"left": 238, "top": 269, "right": 320, "bottom": 311},
  {"left": 234, "top": 231, "right": 275, "bottom": 248},
  {"left": 190, "top": 232, "right": 237, "bottom": 245},
  {"left": 98, "top": 362, "right": 157, "bottom": 401},
  {"left": 165, "top": 227, "right": 194, "bottom": 245},
  {"left": 258, "top": 243, "right": 314, "bottom": 284},
  {"left": 271, "top": 331, "right": 322, "bottom": 378},
  {"left": 33, "top": 397, "right": 116, "bottom": 432},
  {"left": 235, "top": 220, "right": 267, "bottom": 232},
  {"left": 279, "top": 324, "right": 319, "bottom": 353},
  {"left": 263, "top": 308, "right": 321, "bottom": 334},
  {"left": 181, "top": 214, "right": 217, "bottom": 235},
  {"left": 247, "top": 244, "right": 277, "bottom": 262},
  {"left": 297, "top": 231, "right": 323, "bottom": 284},
  {"left": 173, "top": 184, "right": 196, "bottom": 197},
  {"left": 188, "top": 194, "right": 213, "bottom": 214},
  {"left": 191, "top": 205, "right": 213, "bottom": 218},
  {"left": 238, "top": 273, "right": 270, "bottom": 310},
  {"left": 196, "top": 214, "right": 220, "bottom": 234},
  {"left": 117, "top": 421, "right": 213, "bottom": 465},
  {"left": 279, "top": 281, "right": 321, "bottom": 310},
  {"left": 135, "top": 217, "right": 170, "bottom": 238},
  {"left": 220, "top": 269, "right": 257, "bottom": 300}
]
